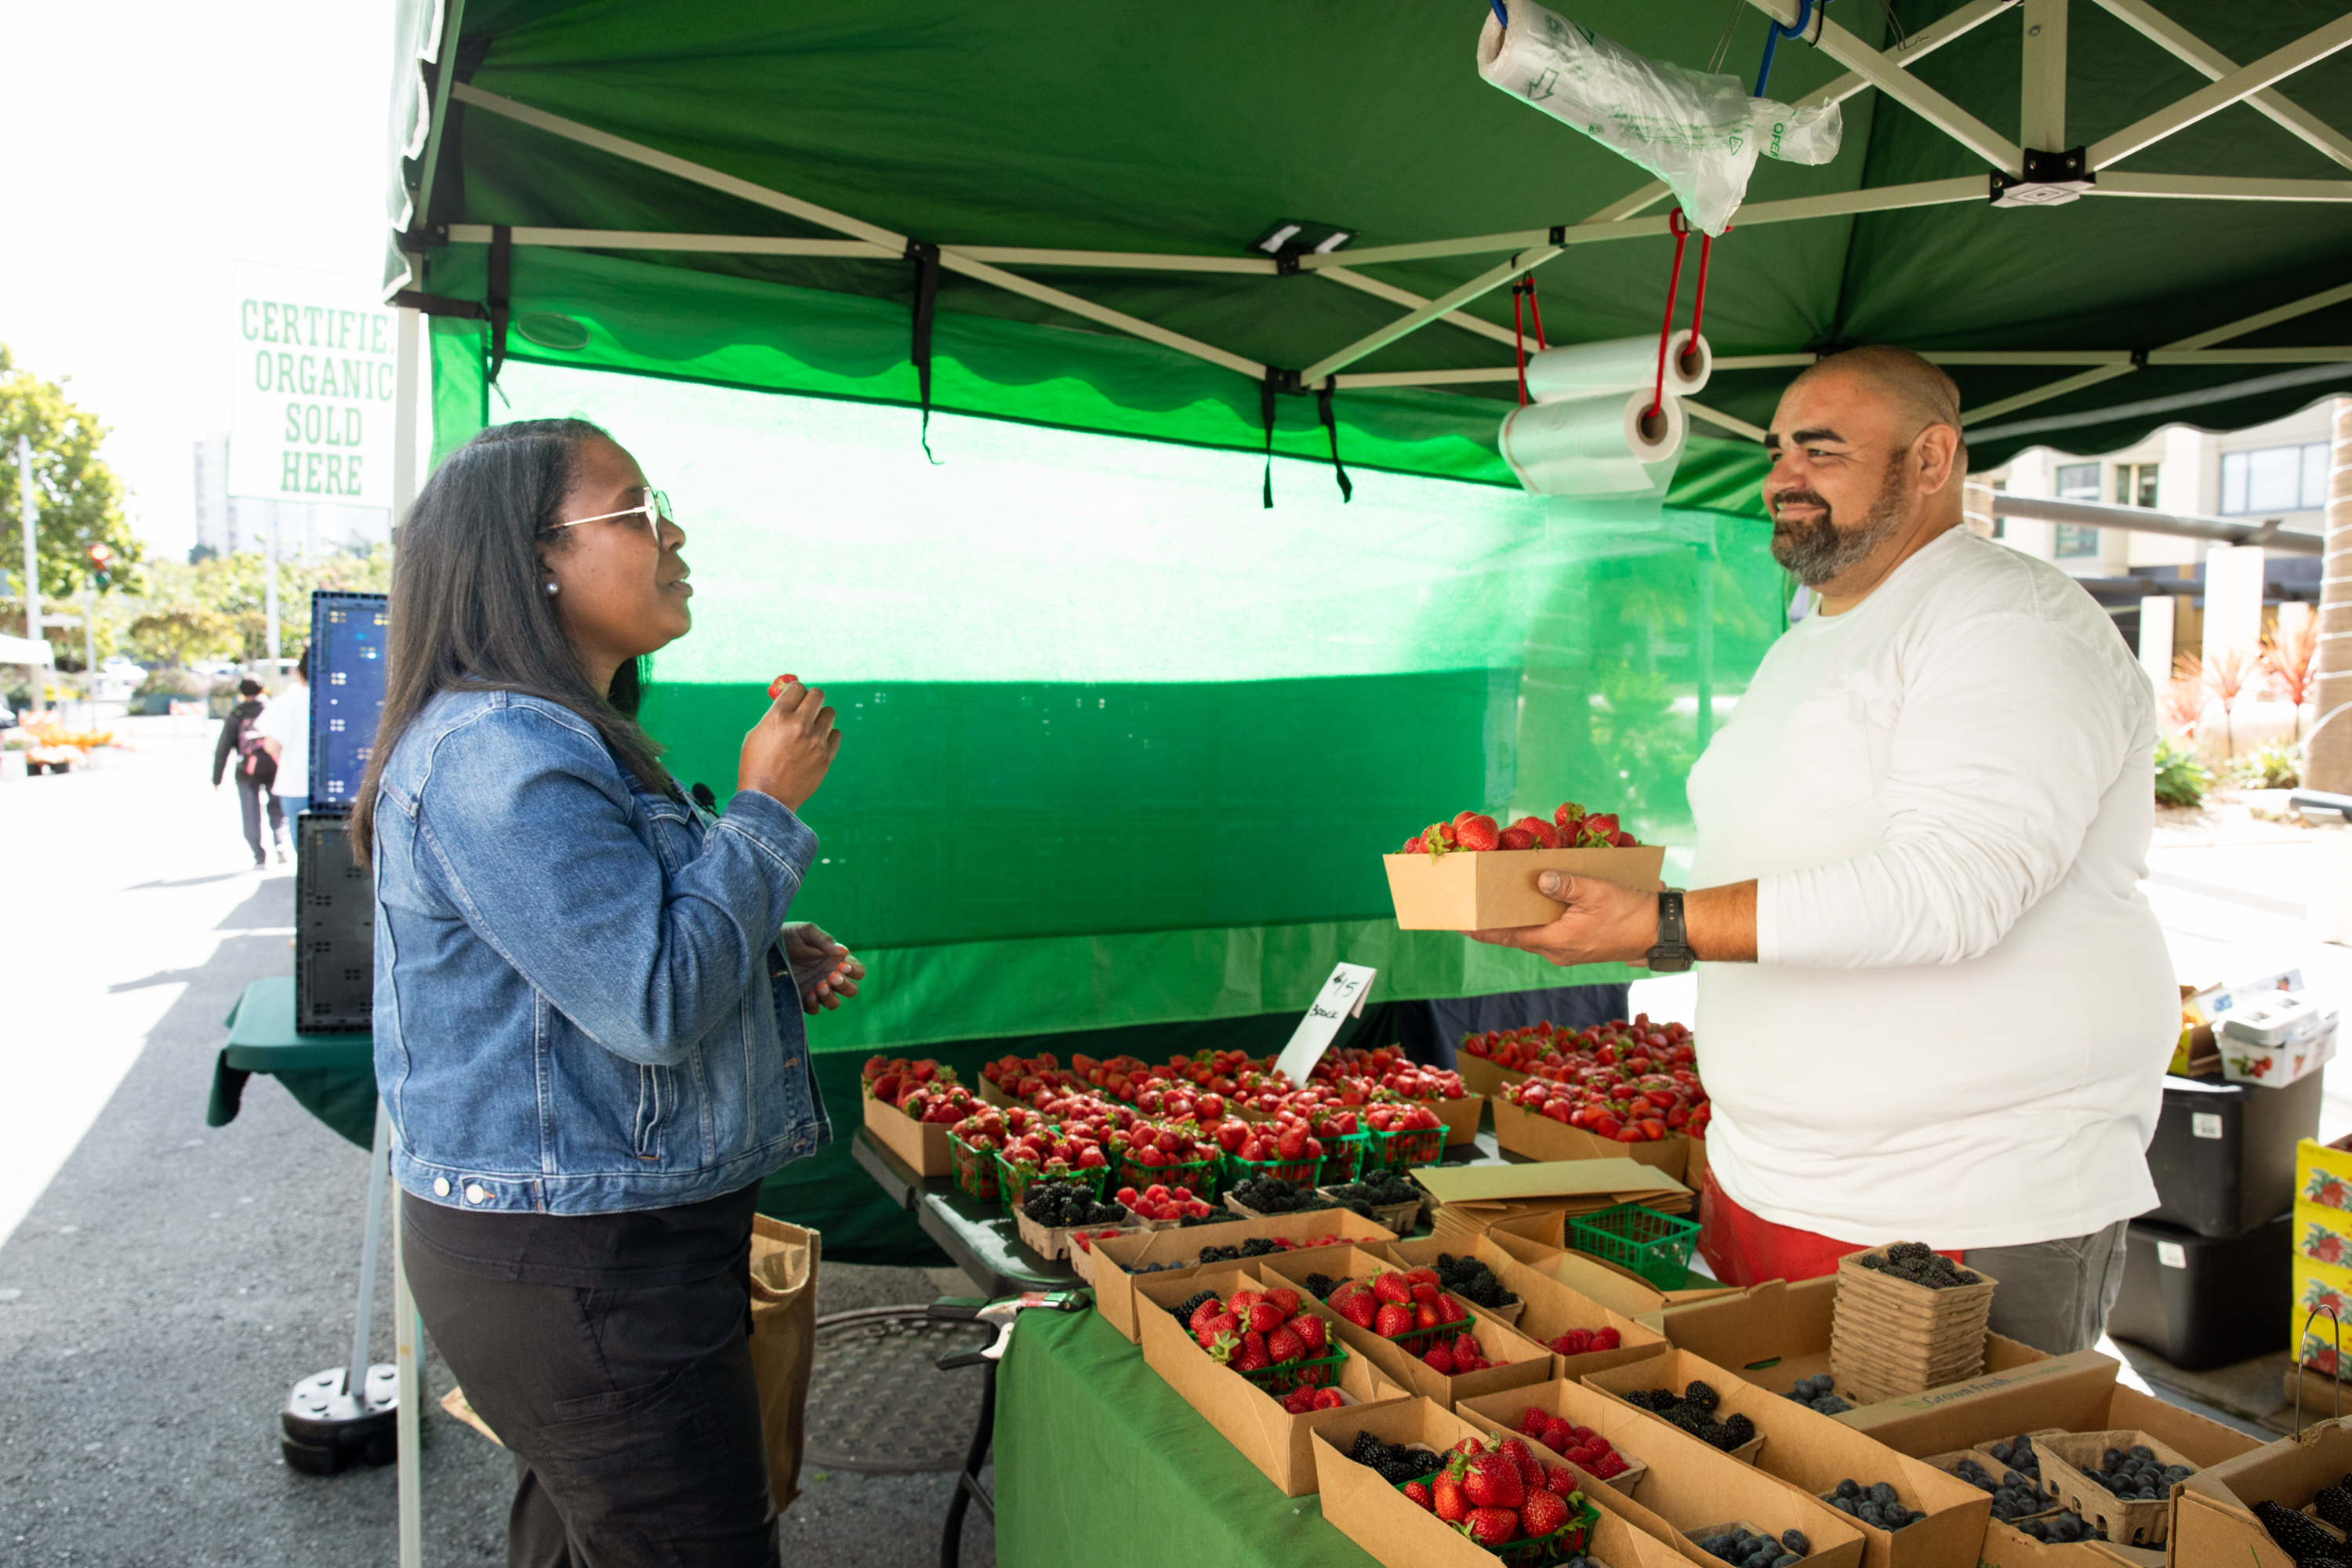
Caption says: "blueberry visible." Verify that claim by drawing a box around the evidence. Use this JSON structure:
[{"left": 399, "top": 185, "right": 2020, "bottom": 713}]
[
  {"left": 1836, "top": 1479, "right": 1860, "bottom": 1499},
  {"left": 1782, "top": 1530, "right": 1810, "bottom": 1555}
]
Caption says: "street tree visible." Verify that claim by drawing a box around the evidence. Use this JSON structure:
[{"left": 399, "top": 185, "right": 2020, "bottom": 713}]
[{"left": 0, "top": 346, "right": 140, "bottom": 655}]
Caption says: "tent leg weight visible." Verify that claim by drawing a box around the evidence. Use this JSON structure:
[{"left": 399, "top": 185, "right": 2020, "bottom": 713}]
[{"left": 281, "top": 1363, "right": 401, "bottom": 1475}]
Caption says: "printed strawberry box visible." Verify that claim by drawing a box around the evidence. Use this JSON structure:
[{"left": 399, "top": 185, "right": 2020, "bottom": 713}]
[
  {"left": 1386, "top": 803, "right": 1666, "bottom": 931},
  {"left": 1135, "top": 1265, "right": 1412, "bottom": 1495}
]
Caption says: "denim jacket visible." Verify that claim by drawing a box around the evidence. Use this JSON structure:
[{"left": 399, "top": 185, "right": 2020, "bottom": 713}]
[{"left": 371, "top": 688, "right": 829, "bottom": 1214}]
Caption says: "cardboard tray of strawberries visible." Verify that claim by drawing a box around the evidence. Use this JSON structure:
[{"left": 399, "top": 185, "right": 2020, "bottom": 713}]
[
  {"left": 1385, "top": 803, "right": 1666, "bottom": 932},
  {"left": 858, "top": 1058, "right": 974, "bottom": 1178}
]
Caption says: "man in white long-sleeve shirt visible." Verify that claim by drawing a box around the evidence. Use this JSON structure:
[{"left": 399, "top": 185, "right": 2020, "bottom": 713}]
[{"left": 1473, "top": 346, "right": 2175, "bottom": 1352}]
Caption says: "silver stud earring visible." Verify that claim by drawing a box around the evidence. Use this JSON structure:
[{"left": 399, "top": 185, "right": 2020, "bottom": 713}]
[{"left": 544, "top": 580, "right": 559, "bottom": 596}]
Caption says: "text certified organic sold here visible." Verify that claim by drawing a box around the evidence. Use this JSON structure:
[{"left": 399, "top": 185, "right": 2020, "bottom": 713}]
[{"left": 227, "top": 258, "right": 395, "bottom": 509}]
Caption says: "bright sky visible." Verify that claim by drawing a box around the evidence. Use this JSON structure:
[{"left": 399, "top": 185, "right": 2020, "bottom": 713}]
[{"left": 7, "top": 0, "right": 393, "bottom": 564}]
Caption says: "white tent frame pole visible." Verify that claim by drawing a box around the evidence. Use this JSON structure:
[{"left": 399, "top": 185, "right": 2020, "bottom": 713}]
[
  {"left": 449, "top": 83, "right": 1265, "bottom": 380},
  {"left": 1299, "top": 245, "right": 1563, "bottom": 383},
  {"left": 2020, "top": 0, "right": 2068, "bottom": 151},
  {"left": 1808, "top": 0, "right": 2023, "bottom": 110},
  {"left": 2086, "top": 11, "right": 2352, "bottom": 169},
  {"left": 1316, "top": 267, "right": 1523, "bottom": 350},
  {"left": 1682, "top": 401, "right": 1770, "bottom": 441},
  {"left": 2089, "top": 0, "right": 2352, "bottom": 170},
  {"left": 2089, "top": 172, "right": 2352, "bottom": 201},
  {"left": 410, "top": 0, "right": 470, "bottom": 228},
  {"left": 1746, "top": 0, "right": 2024, "bottom": 172},
  {"left": 1962, "top": 275, "right": 2352, "bottom": 423}
]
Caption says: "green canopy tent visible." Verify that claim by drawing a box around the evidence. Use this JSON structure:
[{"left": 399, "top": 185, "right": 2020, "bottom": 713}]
[{"left": 362, "top": 0, "right": 2350, "bottom": 1240}]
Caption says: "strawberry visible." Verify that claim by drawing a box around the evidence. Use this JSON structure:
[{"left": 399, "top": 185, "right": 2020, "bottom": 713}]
[
  {"left": 1194, "top": 1310, "right": 1239, "bottom": 1349},
  {"left": 1544, "top": 1464, "right": 1581, "bottom": 1495},
  {"left": 767, "top": 673, "right": 798, "bottom": 699},
  {"left": 1422, "top": 1345, "right": 1455, "bottom": 1374},
  {"left": 1542, "top": 1417, "right": 1574, "bottom": 1454},
  {"left": 1230, "top": 1338, "right": 1272, "bottom": 1373},
  {"left": 1463, "top": 1507, "right": 1520, "bottom": 1545},
  {"left": 1436, "top": 1294, "right": 1467, "bottom": 1325},
  {"left": 1402, "top": 837, "right": 1425, "bottom": 855},
  {"left": 1521, "top": 1486, "right": 1570, "bottom": 1537},
  {"left": 1264, "top": 1287, "right": 1301, "bottom": 1319},
  {"left": 1519, "top": 1406, "right": 1550, "bottom": 1436},
  {"left": 1266, "top": 1325, "right": 1305, "bottom": 1364},
  {"left": 1410, "top": 1283, "right": 1440, "bottom": 1307},
  {"left": 1338, "top": 1293, "right": 1377, "bottom": 1329},
  {"left": 1434, "top": 1473, "right": 1470, "bottom": 1523},
  {"left": 1462, "top": 1451, "right": 1525, "bottom": 1509},
  {"left": 1372, "top": 1273, "right": 1413, "bottom": 1305},
  {"left": 1312, "top": 1387, "right": 1345, "bottom": 1410},
  {"left": 1374, "top": 1303, "right": 1414, "bottom": 1338},
  {"left": 1553, "top": 800, "right": 1587, "bottom": 831},
  {"left": 1497, "top": 826, "right": 1537, "bottom": 850},
  {"left": 1189, "top": 1298, "right": 1227, "bottom": 1334},
  {"left": 1501, "top": 1438, "right": 1542, "bottom": 1487},
  {"left": 1591, "top": 1451, "right": 1630, "bottom": 1479},
  {"left": 1414, "top": 1302, "right": 1440, "bottom": 1331},
  {"left": 1404, "top": 1269, "right": 1439, "bottom": 1288},
  {"left": 1452, "top": 1333, "right": 1483, "bottom": 1367},
  {"left": 1512, "top": 815, "right": 1561, "bottom": 848},
  {"left": 1245, "top": 1300, "right": 1285, "bottom": 1334},
  {"left": 1452, "top": 1437, "right": 1488, "bottom": 1457},
  {"left": 1590, "top": 1327, "right": 1620, "bottom": 1351},
  {"left": 1291, "top": 1315, "right": 1327, "bottom": 1354},
  {"left": 1454, "top": 814, "right": 1501, "bottom": 851},
  {"left": 1404, "top": 1481, "right": 1434, "bottom": 1511}
]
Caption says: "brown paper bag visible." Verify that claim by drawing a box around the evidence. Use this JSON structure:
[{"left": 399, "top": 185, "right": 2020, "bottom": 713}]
[{"left": 748, "top": 1214, "right": 820, "bottom": 1514}]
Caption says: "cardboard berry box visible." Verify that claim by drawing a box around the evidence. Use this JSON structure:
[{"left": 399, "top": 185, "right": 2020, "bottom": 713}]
[
  {"left": 1490, "top": 1094, "right": 1691, "bottom": 1183},
  {"left": 1088, "top": 1209, "right": 1399, "bottom": 1345},
  {"left": 861, "top": 1093, "right": 954, "bottom": 1178},
  {"left": 1134, "top": 1265, "right": 1413, "bottom": 1496},
  {"left": 1582, "top": 1348, "right": 1778, "bottom": 1465},
  {"left": 1458, "top": 1376, "right": 1657, "bottom": 1500},
  {"left": 1261, "top": 1245, "right": 1555, "bottom": 1410},
  {"left": 1416, "top": 1235, "right": 1672, "bottom": 1379},
  {"left": 1385, "top": 844, "right": 1666, "bottom": 931},
  {"left": 1312, "top": 1396, "right": 1700, "bottom": 1568}
]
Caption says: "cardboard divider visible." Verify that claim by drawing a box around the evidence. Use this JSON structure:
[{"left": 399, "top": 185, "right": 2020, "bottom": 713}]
[
  {"left": 1132, "top": 1265, "right": 1413, "bottom": 1497},
  {"left": 1435, "top": 1094, "right": 1486, "bottom": 1147},
  {"left": 1312, "top": 1397, "right": 1696, "bottom": 1568},
  {"left": 1461, "top": 1375, "right": 1663, "bottom": 1501},
  {"left": 2174, "top": 1415, "right": 2352, "bottom": 1568},
  {"left": 1261, "top": 1245, "right": 1555, "bottom": 1410},
  {"left": 1491, "top": 1096, "right": 1691, "bottom": 1183},
  {"left": 1462, "top": 1234, "right": 1672, "bottom": 1377},
  {"left": 1491, "top": 1375, "right": 1869, "bottom": 1568},
  {"left": 1087, "top": 1209, "right": 1399, "bottom": 1344},
  {"left": 860, "top": 1094, "right": 953, "bottom": 1177},
  {"left": 1457, "top": 1053, "right": 1530, "bottom": 1100},
  {"left": 2032, "top": 1430, "right": 2198, "bottom": 1548}
]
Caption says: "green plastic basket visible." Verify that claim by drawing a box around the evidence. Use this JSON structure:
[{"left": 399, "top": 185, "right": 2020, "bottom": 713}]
[
  {"left": 1386, "top": 1306, "right": 1479, "bottom": 1359},
  {"left": 1363, "top": 1122, "right": 1445, "bottom": 1172},
  {"left": 1220, "top": 1149, "right": 1323, "bottom": 1189},
  {"left": 1316, "top": 1131, "right": 1366, "bottom": 1186},
  {"left": 1569, "top": 1202, "right": 1702, "bottom": 1288},
  {"left": 947, "top": 1133, "right": 1000, "bottom": 1200},
  {"left": 1232, "top": 1338, "right": 1349, "bottom": 1398},
  {"left": 1117, "top": 1150, "right": 1219, "bottom": 1198}
]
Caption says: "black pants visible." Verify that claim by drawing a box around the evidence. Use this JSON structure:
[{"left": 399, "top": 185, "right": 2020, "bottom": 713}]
[
  {"left": 235, "top": 774, "right": 283, "bottom": 865},
  {"left": 402, "top": 1239, "right": 779, "bottom": 1568}
]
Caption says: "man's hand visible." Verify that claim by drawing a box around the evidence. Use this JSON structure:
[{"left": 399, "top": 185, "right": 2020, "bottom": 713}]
[
  {"left": 1467, "top": 872, "right": 1659, "bottom": 968},
  {"left": 782, "top": 922, "right": 865, "bottom": 1014}
]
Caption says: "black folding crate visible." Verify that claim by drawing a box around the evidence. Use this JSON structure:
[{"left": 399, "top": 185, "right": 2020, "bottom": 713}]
[
  {"left": 296, "top": 813, "right": 374, "bottom": 1033},
  {"left": 307, "top": 590, "right": 389, "bottom": 813},
  {"left": 2145, "top": 1071, "right": 2321, "bottom": 1237},
  {"left": 2106, "top": 1211, "right": 2290, "bottom": 1370}
]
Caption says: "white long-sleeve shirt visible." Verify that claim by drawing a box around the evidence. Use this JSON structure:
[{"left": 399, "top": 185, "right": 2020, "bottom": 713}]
[{"left": 1686, "top": 526, "right": 2174, "bottom": 1250}]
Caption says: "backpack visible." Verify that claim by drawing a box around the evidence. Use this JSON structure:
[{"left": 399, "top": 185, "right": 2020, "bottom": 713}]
[{"left": 234, "top": 707, "right": 277, "bottom": 785}]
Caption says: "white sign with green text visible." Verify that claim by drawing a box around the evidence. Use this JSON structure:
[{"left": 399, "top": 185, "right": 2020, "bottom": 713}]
[{"left": 228, "top": 259, "right": 395, "bottom": 506}]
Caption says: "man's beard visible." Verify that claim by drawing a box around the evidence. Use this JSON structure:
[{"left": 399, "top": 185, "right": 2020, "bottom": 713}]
[{"left": 1769, "top": 453, "right": 1909, "bottom": 587}]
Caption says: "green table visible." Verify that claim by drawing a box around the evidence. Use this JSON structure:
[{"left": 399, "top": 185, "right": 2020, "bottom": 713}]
[
  {"left": 996, "top": 1305, "right": 1379, "bottom": 1568},
  {"left": 208, "top": 977, "right": 377, "bottom": 1147}
]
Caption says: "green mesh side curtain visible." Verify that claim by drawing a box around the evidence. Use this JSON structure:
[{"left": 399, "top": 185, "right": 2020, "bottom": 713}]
[{"left": 440, "top": 339, "right": 1786, "bottom": 1053}]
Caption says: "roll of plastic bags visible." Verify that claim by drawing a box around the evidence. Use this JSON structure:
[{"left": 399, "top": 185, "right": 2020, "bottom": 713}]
[
  {"left": 1524, "top": 329, "right": 1710, "bottom": 403},
  {"left": 1499, "top": 391, "right": 1687, "bottom": 496},
  {"left": 1477, "top": 0, "right": 1842, "bottom": 235}
]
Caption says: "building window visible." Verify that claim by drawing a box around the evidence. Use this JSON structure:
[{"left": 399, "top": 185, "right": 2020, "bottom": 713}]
[
  {"left": 2055, "top": 525, "right": 2101, "bottom": 558},
  {"left": 2116, "top": 463, "right": 2159, "bottom": 508},
  {"left": 2056, "top": 463, "right": 2101, "bottom": 501},
  {"left": 2220, "top": 442, "right": 2328, "bottom": 514}
]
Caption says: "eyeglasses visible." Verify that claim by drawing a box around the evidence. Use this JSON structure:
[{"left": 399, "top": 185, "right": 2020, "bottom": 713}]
[{"left": 542, "top": 490, "right": 674, "bottom": 537}]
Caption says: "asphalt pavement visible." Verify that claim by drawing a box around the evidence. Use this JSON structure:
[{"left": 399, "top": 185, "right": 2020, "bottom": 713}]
[{"left": 0, "top": 715, "right": 992, "bottom": 1567}]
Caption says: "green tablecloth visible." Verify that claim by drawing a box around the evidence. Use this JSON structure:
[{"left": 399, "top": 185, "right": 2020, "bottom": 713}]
[
  {"left": 996, "top": 1305, "right": 1379, "bottom": 1568},
  {"left": 207, "top": 977, "right": 378, "bottom": 1147}
]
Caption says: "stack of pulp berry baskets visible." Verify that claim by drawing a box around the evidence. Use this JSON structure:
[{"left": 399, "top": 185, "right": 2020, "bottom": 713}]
[{"left": 1831, "top": 1243, "right": 1998, "bottom": 1403}]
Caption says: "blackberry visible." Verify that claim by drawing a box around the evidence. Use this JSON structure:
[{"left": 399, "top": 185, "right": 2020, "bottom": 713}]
[
  {"left": 1718, "top": 1414, "right": 1756, "bottom": 1449},
  {"left": 1197, "top": 1244, "right": 1240, "bottom": 1263},
  {"left": 1229, "top": 1176, "right": 1333, "bottom": 1215},
  {"left": 2315, "top": 1485, "right": 2352, "bottom": 1533},
  {"left": 2256, "top": 1503, "right": 2346, "bottom": 1565},
  {"left": 1886, "top": 1241, "right": 1934, "bottom": 1264},
  {"left": 1683, "top": 1380, "right": 1721, "bottom": 1414},
  {"left": 1238, "top": 1237, "right": 1282, "bottom": 1258},
  {"left": 1351, "top": 1431, "right": 1388, "bottom": 1465},
  {"left": 1331, "top": 1196, "right": 1377, "bottom": 1221},
  {"left": 1302, "top": 1272, "right": 1342, "bottom": 1300},
  {"left": 1177, "top": 1210, "right": 1225, "bottom": 1228},
  {"left": 1626, "top": 1388, "right": 1680, "bottom": 1412},
  {"left": 1171, "top": 1289, "right": 1218, "bottom": 1325}
]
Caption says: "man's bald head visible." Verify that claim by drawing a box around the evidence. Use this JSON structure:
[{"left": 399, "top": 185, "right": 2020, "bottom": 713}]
[{"left": 1788, "top": 347, "right": 1966, "bottom": 466}]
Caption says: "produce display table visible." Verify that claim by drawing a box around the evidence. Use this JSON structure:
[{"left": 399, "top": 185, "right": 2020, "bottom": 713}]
[
  {"left": 995, "top": 1305, "right": 1379, "bottom": 1568},
  {"left": 208, "top": 976, "right": 376, "bottom": 1147},
  {"left": 851, "top": 1127, "right": 1074, "bottom": 1297}
]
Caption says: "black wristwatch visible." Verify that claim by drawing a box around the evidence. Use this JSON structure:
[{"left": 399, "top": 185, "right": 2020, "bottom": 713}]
[{"left": 1647, "top": 889, "right": 1694, "bottom": 972}]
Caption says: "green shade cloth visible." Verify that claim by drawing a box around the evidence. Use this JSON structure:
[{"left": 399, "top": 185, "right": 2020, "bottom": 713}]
[
  {"left": 995, "top": 1304, "right": 1377, "bottom": 1568},
  {"left": 401, "top": 1, "right": 2352, "bottom": 475}
]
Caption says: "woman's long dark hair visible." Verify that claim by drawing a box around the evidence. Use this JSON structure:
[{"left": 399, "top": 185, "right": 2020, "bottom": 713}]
[{"left": 350, "top": 418, "right": 671, "bottom": 862}]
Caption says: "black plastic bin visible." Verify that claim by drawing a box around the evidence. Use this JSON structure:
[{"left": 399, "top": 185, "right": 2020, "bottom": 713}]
[
  {"left": 296, "top": 814, "right": 374, "bottom": 1033},
  {"left": 2144, "top": 1071, "right": 2321, "bottom": 1237},
  {"left": 2107, "top": 1212, "right": 2290, "bottom": 1370}
]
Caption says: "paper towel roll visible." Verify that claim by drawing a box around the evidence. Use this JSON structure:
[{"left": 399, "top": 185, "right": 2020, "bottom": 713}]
[
  {"left": 1499, "top": 391, "right": 1686, "bottom": 496},
  {"left": 1524, "top": 331, "right": 1711, "bottom": 404}
]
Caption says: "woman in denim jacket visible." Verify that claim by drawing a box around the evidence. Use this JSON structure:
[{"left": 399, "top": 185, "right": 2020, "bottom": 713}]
[{"left": 352, "top": 419, "right": 855, "bottom": 1566}]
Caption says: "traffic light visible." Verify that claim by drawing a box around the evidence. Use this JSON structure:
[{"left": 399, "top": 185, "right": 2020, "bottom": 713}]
[{"left": 85, "top": 543, "right": 114, "bottom": 590}]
